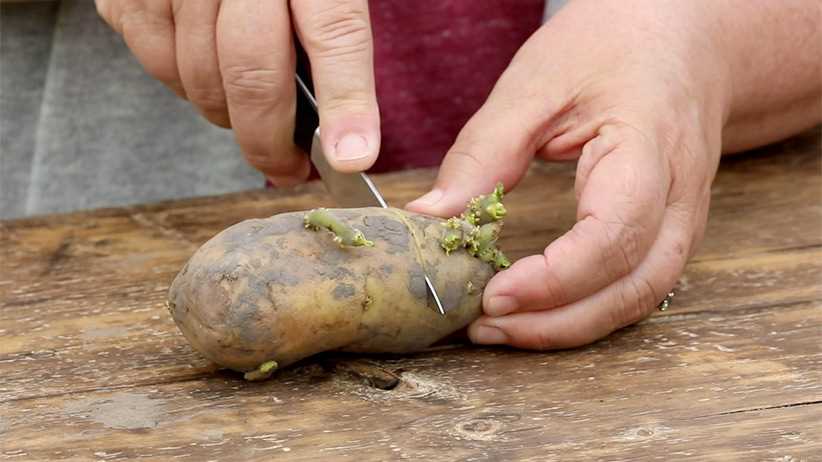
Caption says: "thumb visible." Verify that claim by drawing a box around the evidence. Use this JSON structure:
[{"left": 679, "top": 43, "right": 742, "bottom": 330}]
[
  {"left": 406, "top": 67, "right": 568, "bottom": 217},
  {"left": 291, "top": 0, "right": 380, "bottom": 173},
  {"left": 404, "top": 102, "right": 533, "bottom": 217}
]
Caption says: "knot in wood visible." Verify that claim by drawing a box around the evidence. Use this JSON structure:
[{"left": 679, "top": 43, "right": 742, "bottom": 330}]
[{"left": 454, "top": 418, "right": 503, "bottom": 441}]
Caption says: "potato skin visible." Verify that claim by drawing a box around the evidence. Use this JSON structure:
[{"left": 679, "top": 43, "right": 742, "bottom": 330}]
[{"left": 167, "top": 207, "right": 495, "bottom": 372}]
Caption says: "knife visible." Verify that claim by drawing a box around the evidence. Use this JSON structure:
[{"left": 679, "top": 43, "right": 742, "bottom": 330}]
[{"left": 293, "top": 44, "right": 447, "bottom": 316}]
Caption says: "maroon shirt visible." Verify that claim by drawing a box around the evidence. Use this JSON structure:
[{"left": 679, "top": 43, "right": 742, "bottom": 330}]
[{"left": 368, "top": 0, "right": 545, "bottom": 171}]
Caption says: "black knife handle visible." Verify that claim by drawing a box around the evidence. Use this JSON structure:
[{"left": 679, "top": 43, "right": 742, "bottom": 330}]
[{"left": 293, "top": 39, "right": 319, "bottom": 154}]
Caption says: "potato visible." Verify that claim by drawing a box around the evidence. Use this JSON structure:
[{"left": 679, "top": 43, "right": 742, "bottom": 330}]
[{"left": 167, "top": 188, "right": 509, "bottom": 380}]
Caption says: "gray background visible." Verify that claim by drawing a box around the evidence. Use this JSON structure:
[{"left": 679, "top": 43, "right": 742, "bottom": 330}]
[
  {"left": 1, "top": 1, "right": 262, "bottom": 219},
  {"left": 1, "top": 0, "right": 562, "bottom": 220}
]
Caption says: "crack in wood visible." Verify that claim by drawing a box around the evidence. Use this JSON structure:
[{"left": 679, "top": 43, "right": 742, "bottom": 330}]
[
  {"left": 694, "top": 400, "right": 822, "bottom": 419},
  {"left": 765, "top": 242, "right": 822, "bottom": 254},
  {"left": 324, "top": 359, "right": 402, "bottom": 390},
  {"left": 646, "top": 298, "right": 816, "bottom": 324},
  {"left": 690, "top": 243, "right": 822, "bottom": 263}
]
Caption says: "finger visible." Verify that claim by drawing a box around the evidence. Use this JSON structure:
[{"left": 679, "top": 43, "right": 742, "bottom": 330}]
[
  {"left": 405, "top": 45, "right": 575, "bottom": 217},
  {"left": 404, "top": 103, "right": 536, "bottom": 218},
  {"left": 217, "top": 0, "right": 309, "bottom": 184},
  {"left": 290, "top": 0, "right": 380, "bottom": 172},
  {"left": 95, "top": 0, "right": 119, "bottom": 31},
  {"left": 173, "top": 0, "right": 230, "bottom": 127},
  {"left": 469, "top": 203, "right": 694, "bottom": 349},
  {"left": 113, "top": 0, "right": 185, "bottom": 97},
  {"left": 481, "top": 124, "right": 669, "bottom": 317},
  {"left": 537, "top": 116, "right": 604, "bottom": 162}
]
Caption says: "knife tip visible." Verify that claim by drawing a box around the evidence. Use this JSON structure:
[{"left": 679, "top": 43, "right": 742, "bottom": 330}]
[{"left": 424, "top": 274, "right": 447, "bottom": 315}]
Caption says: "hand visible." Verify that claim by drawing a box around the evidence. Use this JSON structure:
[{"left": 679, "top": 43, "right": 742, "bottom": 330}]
[
  {"left": 407, "top": 0, "right": 729, "bottom": 349},
  {"left": 96, "top": 0, "right": 380, "bottom": 185}
]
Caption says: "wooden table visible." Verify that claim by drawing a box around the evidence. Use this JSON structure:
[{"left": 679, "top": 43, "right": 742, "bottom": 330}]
[{"left": 2, "top": 131, "right": 820, "bottom": 461}]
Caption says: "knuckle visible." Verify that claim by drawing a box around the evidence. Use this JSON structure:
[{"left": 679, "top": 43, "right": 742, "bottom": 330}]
[
  {"left": 528, "top": 329, "right": 555, "bottom": 351},
  {"left": 119, "top": 1, "right": 166, "bottom": 30},
  {"left": 203, "top": 113, "right": 231, "bottom": 129},
  {"left": 244, "top": 156, "right": 273, "bottom": 171},
  {"left": 593, "top": 215, "right": 644, "bottom": 279},
  {"left": 243, "top": 152, "right": 284, "bottom": 173},
  {"left": 446, "top": 149, "right": 486, "bottom": 173},
  {"left": 140, "top": 58, "right": 179, "bottom": 88},
  {"left": 612, "top": 277, "right": 657, "bottom": 330},
  {"left": 303, "top": 5, "right": 371, "bottom": 59},
  {"left": 633, "top": 277, "right": 659, "bottom": 320},
  {"left": 539, "top": 251, "right": 571, "bottom": 307},
  {"left": 221, "top": 66, "right": 290, "bottom": 107},
  {"left": 320, "top": 93, "right": 375, "bottom": 114},
  {"left": 242, "top": 147, "right": 303, "bottom": 174},
  {"left": 610, "top": 220, "right": 644, "bottom": 269},
  {"left": 185, "top": 87, "right": 228, "bottom": 113},
  {"left": 134, "top": 54, "right": 179, "bottom": 88}
]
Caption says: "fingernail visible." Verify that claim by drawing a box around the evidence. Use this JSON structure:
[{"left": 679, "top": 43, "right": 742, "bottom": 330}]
[
  {"left": 407, "top": 188, "right": 443, "bottom": 208},
  {"left": 485, "top": 295, "right": 518, "bottom": 317},
  {"left": 334, "top": 133, "right": 370, "bottom": 161},
  {"left": 472, "top": 325, "right": 509, "bottom": 345}
]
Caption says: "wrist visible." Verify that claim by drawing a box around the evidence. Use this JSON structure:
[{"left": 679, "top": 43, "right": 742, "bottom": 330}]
[
  {"left": 608, "top": 0, "right": 731, "bottom": 156},
  {"left": 697, "top": 0, "right": 822, "bottom": 152},
  {"left": 650, "top": 0, "right": 732, "bottom": 155},
  {"left": 669, "top": 1, "right": 734, "bottom": 134}
]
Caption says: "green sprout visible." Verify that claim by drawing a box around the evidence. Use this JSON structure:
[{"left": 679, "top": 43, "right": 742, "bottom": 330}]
[
  {"left": 464, "top": 183, "right": 507, "bottom": 225},
  {"left": 244, "top": 360, "right": 278, "bottom": 381},
  {"left": 441, "top": 230, "right": 463, "bottom": 255},
  {"left": 439, "top": 184, "right": 511, "bottom": 271},
  {"left": 304, "top": 208, "right": 374, "bottom": 247},
  {"left": 478, "top": 247, "right": 511, "bottom": 270},
  {"left": 468, "top": 222, "right": 502, "bottom": 255}
]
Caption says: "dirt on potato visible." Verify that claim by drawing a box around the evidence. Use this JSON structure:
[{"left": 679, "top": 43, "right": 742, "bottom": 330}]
[{"left": 167, "top": 207, "right": 496, "bottom": 374}]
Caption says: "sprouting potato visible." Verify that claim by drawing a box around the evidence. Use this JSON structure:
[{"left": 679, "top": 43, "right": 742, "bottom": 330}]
[{"left": 167, "top": 186, "right": 509, "bottom": 380}]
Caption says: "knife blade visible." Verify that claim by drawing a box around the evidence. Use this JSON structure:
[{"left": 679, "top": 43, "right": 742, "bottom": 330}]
[
  {"left": 295, "top": 76, "right": 387, "bottom": 209},
  {"left": 293, "top": 48, "right": 447, "bottom": 315}
]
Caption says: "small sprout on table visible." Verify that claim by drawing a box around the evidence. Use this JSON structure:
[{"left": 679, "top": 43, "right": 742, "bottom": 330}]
[
  {"left": 304, "top": 208, "right": 374, "bottom": 247},
  {"left": 244, "top": 360, "right": 278, "bottom": 381}
]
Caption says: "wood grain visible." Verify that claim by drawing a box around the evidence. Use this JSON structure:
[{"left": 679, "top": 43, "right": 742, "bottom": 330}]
[
  {"left": 1, "top": 301, "right": 820, "bottom": 460},
  {"left": 1, "top": 129, "right": 820, "bottom": 460}
]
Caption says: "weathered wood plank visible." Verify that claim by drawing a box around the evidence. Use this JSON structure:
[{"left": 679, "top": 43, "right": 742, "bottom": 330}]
[
  {"left": 1, "top": 243, "right": 819, "bottom": 402},
  {"left": 3, "top": 396, "right": 818, "bottom": 461},
  {"left": 1, "top": 302, "right": 819, "bottom": 460},
  {"left": 1, "top": 136, "right": 820, "bottom": 402},
  {"left": 0, "top": 129, "right": 820, "bottom": 460}
]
